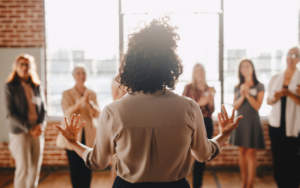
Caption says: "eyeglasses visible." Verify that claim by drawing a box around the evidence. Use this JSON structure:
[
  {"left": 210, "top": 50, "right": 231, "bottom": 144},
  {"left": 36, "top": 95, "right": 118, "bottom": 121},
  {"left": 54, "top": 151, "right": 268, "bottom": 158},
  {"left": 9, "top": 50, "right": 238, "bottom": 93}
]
[
  {"left": 17, "top": 62, "right": 30, "bottom": 67},
  {"left": 286, "top": 53, "right": 299, "bottom": 59}
]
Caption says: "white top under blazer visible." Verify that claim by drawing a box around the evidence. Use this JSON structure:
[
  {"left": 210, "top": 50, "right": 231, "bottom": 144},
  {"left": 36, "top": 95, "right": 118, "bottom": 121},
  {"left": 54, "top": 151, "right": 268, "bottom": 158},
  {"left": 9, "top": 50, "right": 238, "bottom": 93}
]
[{"left": 268, "top": 70, "right": 300, "bottom": 137}]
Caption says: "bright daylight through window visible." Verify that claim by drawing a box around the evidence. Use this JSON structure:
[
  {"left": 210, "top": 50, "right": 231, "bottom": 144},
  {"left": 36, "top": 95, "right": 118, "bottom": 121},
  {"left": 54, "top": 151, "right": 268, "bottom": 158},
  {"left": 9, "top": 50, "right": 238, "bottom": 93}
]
[{"left": 45, "top": 0, "right": 299, "bottom": 117}]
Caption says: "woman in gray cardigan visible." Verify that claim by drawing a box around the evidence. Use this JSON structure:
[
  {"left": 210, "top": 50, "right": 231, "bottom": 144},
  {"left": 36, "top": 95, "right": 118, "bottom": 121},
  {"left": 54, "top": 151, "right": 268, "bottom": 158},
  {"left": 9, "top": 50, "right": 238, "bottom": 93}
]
[{"left": 5, "top": 54, "right": 47, "bottom": 188}]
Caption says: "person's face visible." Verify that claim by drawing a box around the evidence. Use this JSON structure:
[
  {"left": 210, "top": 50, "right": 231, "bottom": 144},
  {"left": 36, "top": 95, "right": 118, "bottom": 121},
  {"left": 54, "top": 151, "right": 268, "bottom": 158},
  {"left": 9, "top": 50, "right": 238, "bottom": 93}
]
[
  {"left": 240, "top": 61, "right": 253, "bottom": 78},
  {"left": 286, "top": 48, "right": 300, "bottom": 69},
  {"left": 16, "top": 58, "right": 30, "bottom": 78},
  {"left": 73, "top": 68, "right": 86, "bottom": 84},
  {"left": 194, "top": 66, "right": 205, "bottom": 82}
]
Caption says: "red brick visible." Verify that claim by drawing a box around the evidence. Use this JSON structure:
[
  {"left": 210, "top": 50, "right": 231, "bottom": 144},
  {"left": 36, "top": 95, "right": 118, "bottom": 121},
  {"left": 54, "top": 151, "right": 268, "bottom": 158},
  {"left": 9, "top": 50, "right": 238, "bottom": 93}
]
[
  {"left": 1, "top": 20, "right": 12, "bottom": 23},
  {"left": 9, "top": 15, "right": 20, "bottom": 18},
  {"left": 15, "top": 10, "right": 27, "bottom": 13},
  {"left": 16, "top": 20, "right": 27, "bottom": 23},
  {"left": 8, "top": 34, "right": 21, "bottom": 38},
  {"left": 9, "top": 5, "right": 21, "bottom": 8},
  {"left": 1, "top": 10, "right": 13, "bottom": 14}
]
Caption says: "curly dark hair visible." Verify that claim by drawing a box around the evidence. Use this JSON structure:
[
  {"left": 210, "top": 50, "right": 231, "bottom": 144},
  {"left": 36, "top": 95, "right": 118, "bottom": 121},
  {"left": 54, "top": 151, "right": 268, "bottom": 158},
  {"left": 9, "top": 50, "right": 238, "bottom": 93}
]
[{"left": 115, "top": 16, "right": 183, "bottom": 94}]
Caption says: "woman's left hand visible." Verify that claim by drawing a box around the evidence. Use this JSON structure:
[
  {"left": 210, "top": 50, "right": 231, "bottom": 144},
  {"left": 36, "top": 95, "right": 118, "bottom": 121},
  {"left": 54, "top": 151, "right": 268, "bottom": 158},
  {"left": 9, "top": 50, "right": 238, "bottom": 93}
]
[
  {"left": 54, "top": 114, "right": 85, "bottom": 143},
  {"left": 218, "top": 105, "right": 243, "bottom": 135}
]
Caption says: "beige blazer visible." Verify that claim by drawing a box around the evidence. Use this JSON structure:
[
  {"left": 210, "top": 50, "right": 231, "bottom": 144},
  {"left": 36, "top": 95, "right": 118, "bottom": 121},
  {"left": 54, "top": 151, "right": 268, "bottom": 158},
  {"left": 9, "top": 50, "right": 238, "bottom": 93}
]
[{"left": 56, "top": 87, "right": 100, "bottom": 150}]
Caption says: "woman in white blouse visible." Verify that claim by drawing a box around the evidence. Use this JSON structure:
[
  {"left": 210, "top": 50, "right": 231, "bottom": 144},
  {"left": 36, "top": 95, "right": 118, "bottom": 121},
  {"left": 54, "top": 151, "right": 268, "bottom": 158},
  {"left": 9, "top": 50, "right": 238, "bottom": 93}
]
[
  {"left": 54, "top": 17, "right": 242, "bottom": 188},
  {"left": 267, "top": 46, "right": 300, "bottom": 188}
]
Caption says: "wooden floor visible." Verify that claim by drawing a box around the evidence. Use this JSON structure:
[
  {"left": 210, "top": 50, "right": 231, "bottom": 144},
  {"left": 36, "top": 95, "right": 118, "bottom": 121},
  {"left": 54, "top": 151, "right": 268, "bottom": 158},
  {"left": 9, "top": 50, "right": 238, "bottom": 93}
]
[{"left": 0, "top": 170, "right": 278, "bottom": 188}]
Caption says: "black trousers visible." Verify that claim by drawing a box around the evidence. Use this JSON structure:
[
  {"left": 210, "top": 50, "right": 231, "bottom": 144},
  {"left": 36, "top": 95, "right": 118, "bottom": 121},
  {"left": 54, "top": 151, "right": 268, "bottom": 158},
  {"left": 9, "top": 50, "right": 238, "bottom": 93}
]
[
  {"left": 112, "top": 176, "right": 190, "bottom": 188},
  {"left": 66, "top": 129, "right": 92, "bottom": 188},
  {"left": 193, "top": 117, "right": 214, "bottom": 188},
  {"left": 269, "top": 125, "right": 300, "bottom": 188}
]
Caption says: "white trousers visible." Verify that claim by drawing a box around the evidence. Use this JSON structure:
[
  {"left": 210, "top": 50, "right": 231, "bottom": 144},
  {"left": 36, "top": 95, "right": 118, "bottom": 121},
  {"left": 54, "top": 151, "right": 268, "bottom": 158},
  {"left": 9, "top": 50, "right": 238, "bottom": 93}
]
[{"left": 9, "top": 133, "right": 44, "bottom": 188}]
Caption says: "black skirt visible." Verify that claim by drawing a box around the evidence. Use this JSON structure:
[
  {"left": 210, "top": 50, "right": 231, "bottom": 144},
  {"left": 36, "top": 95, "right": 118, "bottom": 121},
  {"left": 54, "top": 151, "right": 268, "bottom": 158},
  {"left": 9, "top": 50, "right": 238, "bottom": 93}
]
[{"left": 112, "top": 176, "right": 191, "bottom": 188}]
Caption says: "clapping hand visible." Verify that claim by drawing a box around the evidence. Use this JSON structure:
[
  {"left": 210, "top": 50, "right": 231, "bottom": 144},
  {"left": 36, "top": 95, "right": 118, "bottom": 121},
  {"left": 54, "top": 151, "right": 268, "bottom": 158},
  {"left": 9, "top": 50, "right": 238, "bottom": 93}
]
[
  {"left": 218, "top": 105, "right": 243, "bottom": 135},
  {"left": 80, "top": 92, "right": 90, "bottom": 104},
  {"left": 54, "top": 114, "right": 85, "bottom": 143},
  {"left": 30, "top": 124, "right": 43, "bottom": 138},
  {"left": 273, "top": 87, "right": 291, "bottom": 102},
  {"left": 240, "top": 84, "right": 250, "bottom": 97}
]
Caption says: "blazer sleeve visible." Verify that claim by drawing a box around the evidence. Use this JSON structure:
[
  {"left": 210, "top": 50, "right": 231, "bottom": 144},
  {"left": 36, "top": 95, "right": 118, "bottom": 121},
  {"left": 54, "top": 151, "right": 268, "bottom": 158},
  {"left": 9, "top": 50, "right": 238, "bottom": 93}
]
[
  {"left": 61, "top": 91, "right": 75, "bottom": 118},
  {"left": 189, "top": 100, "right": 220, "bottom": 162},
  {"left": 37, "top": 85, "right": 47, "bottom": 129},
  {"left": 4, "top": 84, "right": 32, "bottom": 133},
  {"left": 83, "top": 106, "right": 115, "bottom": 170}
]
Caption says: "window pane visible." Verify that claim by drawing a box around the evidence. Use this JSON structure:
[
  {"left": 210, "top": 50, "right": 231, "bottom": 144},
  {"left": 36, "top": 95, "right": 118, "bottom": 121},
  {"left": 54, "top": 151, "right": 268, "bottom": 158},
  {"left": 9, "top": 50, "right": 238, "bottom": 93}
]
[
  {"left": 223, "top": 0, "right": 299, "bottom": 116},
  {"left": 45, "top": 0, "right": 119, "bottom": 116}
]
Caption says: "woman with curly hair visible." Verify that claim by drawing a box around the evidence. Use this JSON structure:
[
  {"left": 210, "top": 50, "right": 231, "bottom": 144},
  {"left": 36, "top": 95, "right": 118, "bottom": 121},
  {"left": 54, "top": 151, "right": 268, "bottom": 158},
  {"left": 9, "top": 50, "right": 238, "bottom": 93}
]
[{"left": 54, "top": 16, "right": 242, "bottom": 188}]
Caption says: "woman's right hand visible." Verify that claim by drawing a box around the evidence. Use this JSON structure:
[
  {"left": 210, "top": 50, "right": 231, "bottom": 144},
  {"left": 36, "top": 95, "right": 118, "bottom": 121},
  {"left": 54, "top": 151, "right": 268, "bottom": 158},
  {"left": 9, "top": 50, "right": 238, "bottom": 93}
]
[
  {"left": 218, "top": 105, "right": 243, "bottom": 135},
  {"left": 54, "top": 114, "right": 85, "bottom": 143}
]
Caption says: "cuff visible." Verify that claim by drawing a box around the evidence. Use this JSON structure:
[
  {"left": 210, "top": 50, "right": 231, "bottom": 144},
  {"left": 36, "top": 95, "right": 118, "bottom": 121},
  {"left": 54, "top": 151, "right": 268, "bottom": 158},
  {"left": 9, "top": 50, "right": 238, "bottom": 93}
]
[
  {"left": 82, "top": 148, "right": 93, "bottom": 163},
  {"left": 24, "top": 122, "right": 34, "bottom": 133},
  {"left": 206, "top": 139, "right": 221, "bottom": 162}
]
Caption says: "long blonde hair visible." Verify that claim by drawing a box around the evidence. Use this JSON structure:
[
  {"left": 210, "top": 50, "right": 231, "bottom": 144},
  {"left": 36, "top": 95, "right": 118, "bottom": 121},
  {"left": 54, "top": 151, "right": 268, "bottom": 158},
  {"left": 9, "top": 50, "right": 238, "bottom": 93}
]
[
  {"left": 191, "top": 63, "right": 206, "bottom": 91},
  {"left": 6, "top": 54, "right": 41, "bottom": 86}
]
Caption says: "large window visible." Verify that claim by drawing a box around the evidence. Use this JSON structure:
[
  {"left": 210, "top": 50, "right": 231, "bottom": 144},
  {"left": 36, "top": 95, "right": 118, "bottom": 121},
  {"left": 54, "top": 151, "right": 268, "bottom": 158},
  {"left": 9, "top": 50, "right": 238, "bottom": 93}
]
[
  {"left": 45, "top": 0, "right": 299, "bottom": 117},
  {"left": 45, "top": 0, "right": 119, "bottom": 116}
]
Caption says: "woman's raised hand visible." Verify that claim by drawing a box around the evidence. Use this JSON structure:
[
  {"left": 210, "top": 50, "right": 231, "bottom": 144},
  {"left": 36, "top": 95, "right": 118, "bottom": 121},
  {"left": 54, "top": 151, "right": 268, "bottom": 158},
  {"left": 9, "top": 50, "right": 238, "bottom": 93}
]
[
  {"left": 54, "top": 114, "right": 85, "bottom": 143},
  {"left": 218, "top": 105, "right": 243, "bottom": 135}
]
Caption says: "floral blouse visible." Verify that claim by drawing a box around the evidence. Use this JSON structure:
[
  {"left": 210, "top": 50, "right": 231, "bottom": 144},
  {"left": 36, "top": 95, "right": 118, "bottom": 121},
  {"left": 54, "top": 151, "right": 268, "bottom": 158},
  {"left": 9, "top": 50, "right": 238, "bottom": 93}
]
[{"left": 182, "top": 84, "right": 215, "bottom": 118}]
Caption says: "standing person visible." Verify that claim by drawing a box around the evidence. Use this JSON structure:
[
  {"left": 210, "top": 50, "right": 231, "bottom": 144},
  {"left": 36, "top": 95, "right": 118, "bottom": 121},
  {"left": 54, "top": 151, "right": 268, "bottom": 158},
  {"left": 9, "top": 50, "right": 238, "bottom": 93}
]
[
  {"left": 5, "top": 54, "right": 47, "bottom": 188},
  {"left": 54, "top": 16, "right": 243, "bottom": 188},
  {"left": 230, "top": 58, "right": 265, "bottom": 188},
  {"left": 267, "top": 46, "right": 300, "bottom": 188},
  {"left": 182, "top": 63, "right": 215, "bottom": 188},
  {"left": 56, "top": 64, "right": 100, "bottom": 188}
]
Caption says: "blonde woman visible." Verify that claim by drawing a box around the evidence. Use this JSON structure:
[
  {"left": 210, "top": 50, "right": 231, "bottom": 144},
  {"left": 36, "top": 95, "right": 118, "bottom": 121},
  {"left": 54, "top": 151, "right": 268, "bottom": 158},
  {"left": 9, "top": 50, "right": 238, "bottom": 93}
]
[
  {"left": 5, "top": 54, "right": 46, "bottom": 188},
  {"left": 56, "top": 64, "right": 100, "bottom": 188},
  {"left": 182, "top": 63, "right": 215, "bottom": 188}
]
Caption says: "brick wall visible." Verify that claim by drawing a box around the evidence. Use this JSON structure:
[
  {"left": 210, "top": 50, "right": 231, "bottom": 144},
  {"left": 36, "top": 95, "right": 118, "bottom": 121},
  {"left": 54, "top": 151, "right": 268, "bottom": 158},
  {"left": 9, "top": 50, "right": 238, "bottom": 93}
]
[
  {"left": 0, "top": 0, "right": 45, "bottom": 47},
  {"left": 0, "top": 121, "right": 273, "bottom": 168}
]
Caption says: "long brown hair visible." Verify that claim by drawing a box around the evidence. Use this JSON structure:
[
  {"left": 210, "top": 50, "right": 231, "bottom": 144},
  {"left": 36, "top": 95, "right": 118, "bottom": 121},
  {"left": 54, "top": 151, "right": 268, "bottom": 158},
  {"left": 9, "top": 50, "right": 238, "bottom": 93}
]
[
  {"left": 191, "top": 63, "right": 206, "bottom": 91},
  {"left": 6, "top": 54, "right": 41, "bottom": 86},
  {"left": 238, "top": 58, "right": 259, "bottom": 87}
]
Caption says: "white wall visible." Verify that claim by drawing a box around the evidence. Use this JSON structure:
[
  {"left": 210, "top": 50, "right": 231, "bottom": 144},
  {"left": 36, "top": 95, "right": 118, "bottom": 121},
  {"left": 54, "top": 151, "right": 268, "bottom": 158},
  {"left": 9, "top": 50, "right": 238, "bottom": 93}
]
[{"left": 0, "top": 48, "right": 45, "bottom": 142}]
